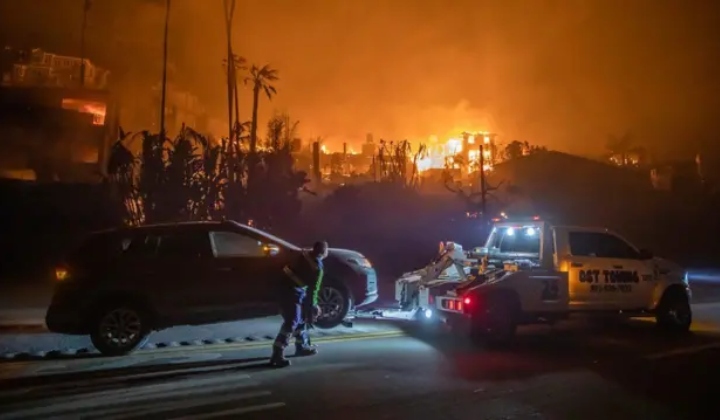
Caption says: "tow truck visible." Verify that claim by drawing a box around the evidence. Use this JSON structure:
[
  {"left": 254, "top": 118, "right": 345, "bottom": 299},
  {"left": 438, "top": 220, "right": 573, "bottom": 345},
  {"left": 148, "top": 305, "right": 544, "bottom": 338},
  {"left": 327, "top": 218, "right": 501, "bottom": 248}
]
[{"left": 372, "top": 215, "right": 692, "bottom": 343}]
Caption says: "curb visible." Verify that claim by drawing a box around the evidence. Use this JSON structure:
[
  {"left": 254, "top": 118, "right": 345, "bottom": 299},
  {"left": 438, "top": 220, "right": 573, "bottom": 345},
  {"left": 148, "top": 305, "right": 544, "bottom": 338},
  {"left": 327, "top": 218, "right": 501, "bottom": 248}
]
[
  {"left": 0, "top": 329, "right": 406, "bottom": 362},
  {"left": 0, "top": 324, "right": 48, "bottom": 334}
]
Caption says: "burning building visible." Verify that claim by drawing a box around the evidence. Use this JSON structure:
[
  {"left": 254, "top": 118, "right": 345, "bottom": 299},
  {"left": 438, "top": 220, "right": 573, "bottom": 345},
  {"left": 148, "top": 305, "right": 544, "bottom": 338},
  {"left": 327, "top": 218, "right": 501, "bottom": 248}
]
[
  {"left": 1, "top": 47, "right": 109, "bottom": 90},
  {"left": 0, "top": 86, "right": 118, "bottom": 182},
  {"left": 416, "top": 132, "right": 498, "bottom": 175}
]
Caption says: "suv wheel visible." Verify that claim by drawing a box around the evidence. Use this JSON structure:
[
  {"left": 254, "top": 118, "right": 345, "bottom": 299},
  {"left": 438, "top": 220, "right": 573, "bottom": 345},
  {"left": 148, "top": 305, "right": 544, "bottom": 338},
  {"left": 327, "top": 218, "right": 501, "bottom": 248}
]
[
  {"left": 314, "top": 283, "right": 351, "bottom": 329},
  {"left": 656, "top": 291, "right": 692, "bottom": 333},
  {"left": 90, "top": 303, "right": 151, "bottom": 356}
]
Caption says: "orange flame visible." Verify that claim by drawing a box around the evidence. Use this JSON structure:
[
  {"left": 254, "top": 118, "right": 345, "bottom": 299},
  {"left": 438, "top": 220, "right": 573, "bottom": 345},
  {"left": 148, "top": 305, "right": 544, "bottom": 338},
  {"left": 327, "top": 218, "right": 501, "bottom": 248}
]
[{"left": 416, "top": 133, "right": 494, "bottom": 174}]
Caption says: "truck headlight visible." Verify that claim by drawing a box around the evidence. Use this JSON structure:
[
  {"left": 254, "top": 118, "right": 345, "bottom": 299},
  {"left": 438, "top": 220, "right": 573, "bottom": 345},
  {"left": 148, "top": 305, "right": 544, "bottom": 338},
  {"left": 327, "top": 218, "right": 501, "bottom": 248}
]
[
  {"left": 683, "top": 271, "right": 689, "bottom": 285},
  {"left": 349, "top": 257, "right": 372, "bottom": 268}
]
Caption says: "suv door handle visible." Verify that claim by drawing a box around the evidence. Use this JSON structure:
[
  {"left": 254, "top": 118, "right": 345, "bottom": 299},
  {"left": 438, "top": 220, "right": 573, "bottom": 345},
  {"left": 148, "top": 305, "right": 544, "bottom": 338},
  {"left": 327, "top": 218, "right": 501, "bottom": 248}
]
[
  {"left": 613, "top": 265, "right": 623, "bottom": 269},
  {"left": 217, "top": 267, "right": 233, "bottom": 272},
  {"left": 570, "top": 262, "right": 584, "bottom": 268}
]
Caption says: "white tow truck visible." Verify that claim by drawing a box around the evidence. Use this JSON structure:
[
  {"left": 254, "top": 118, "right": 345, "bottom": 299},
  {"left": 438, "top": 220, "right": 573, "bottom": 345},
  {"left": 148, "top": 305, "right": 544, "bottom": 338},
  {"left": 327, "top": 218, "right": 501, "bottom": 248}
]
[{"left": 391, "top": 215, "right": 692, "bottom": 343}]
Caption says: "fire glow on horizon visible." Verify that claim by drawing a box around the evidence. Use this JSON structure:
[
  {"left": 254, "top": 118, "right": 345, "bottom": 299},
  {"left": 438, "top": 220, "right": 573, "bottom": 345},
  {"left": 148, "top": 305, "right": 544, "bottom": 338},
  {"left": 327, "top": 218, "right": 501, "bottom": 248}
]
[
  {"left": 415, "top": 133, "right": 494, "bottom": 173},
  {"left": 319, "top": 132, "right": 495, "bottom": 174}
]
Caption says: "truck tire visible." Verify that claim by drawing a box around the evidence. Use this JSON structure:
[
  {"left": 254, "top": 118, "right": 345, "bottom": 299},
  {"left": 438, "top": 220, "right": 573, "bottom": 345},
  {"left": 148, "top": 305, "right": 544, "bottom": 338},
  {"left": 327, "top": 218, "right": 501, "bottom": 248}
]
[
  {"left": 655, "top": 289, "right": 692, "bottom": 333},
  {"left": 90, "top": 300, "right": 152, "bottom": 356},
  {"left": 314, "top": 282, "right": 351, "bottom": 329},
  {"left": 470, "top": 293, "right": 518, "bottom": 347}
]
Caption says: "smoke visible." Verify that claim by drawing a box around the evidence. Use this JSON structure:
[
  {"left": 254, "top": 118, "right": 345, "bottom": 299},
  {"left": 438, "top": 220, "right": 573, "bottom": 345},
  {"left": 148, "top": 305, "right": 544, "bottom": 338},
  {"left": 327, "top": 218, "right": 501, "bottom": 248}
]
[{"left": 1, "top": 0, "right": 719, "bottom": 156}]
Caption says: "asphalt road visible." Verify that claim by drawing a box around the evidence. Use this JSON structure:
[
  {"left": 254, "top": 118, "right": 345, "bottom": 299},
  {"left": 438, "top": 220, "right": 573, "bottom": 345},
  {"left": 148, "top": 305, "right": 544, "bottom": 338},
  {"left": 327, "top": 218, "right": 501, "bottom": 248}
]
[
  {"left": 0, "top": 274, "right": 719, "bottom": 419},
  {"left": 2, "top": 273, "right": 720, "bottom": 357},
  {"left": 2, "top": 314, "right": 720, "bottom": 420}
]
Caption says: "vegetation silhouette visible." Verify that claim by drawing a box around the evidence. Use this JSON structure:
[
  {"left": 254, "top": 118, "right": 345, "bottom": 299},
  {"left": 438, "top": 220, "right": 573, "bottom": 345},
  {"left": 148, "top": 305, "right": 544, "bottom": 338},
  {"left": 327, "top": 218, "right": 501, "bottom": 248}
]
[{"left": 106, "top": 115, "right": 309, "bottom": 231}]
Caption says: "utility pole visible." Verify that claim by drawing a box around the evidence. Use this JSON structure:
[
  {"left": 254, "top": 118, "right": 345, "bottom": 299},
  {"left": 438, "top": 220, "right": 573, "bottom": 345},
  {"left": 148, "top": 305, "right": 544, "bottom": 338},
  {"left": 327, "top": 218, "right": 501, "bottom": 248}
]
[
  {"left": 79, "top": 0, "right": 91, "bottom": 87},
  {"left": 312, "top": 141, "right": 322, "bottom": 185},
  {"left": 223, "top": 0, "right": 237, "bottom": 140},
  {"left": 479, "top": 142, "right": 487, "bottom": 217},
  {"left": 342, "top": 142, "right": 348, "bottom": 176}
]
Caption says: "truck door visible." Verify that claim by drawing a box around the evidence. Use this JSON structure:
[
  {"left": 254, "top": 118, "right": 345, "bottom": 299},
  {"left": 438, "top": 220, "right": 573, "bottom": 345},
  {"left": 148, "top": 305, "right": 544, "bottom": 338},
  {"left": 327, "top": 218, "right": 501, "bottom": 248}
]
[
  {"left": 565, "top": 230, "right": 654, "bottom": 310},
  {"left": 562, "top": 230, "right": 610, "bottom": 310}
]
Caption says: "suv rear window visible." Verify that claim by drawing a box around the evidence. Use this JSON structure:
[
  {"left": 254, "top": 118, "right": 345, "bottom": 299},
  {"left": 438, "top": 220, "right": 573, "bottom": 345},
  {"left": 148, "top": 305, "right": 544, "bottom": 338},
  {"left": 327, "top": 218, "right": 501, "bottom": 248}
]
[{"left": 66, "top": 231, "right": 130, "bottom": 268}]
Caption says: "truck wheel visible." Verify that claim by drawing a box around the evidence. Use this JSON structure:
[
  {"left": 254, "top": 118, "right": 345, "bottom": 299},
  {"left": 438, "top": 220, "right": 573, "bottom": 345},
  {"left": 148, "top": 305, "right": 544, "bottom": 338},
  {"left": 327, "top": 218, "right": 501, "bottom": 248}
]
[
  {"left": 314, "top": 283, "right": 351, "bottom": 329},
  {"left": 470, "top": 294, "right": 518, "bottom": 347},
  {"left": 656, "top": 291, "right": 692, "bottom": 333},
  {"left": 90, "top": 301, "right": 152, "bottom": 356}
]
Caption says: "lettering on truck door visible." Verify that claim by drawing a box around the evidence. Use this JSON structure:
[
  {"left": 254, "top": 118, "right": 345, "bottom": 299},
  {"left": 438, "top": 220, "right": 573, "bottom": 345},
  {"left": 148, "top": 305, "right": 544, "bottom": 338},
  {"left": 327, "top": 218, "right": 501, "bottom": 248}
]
[
  {"left": 588, "top": 232, "right": 653, "bottom": 309},
  {"left": 566, "top": 231, "right": 653, "bottom": 310},
  {"left": 564, "top": 231, "right": 612, "bottom": 310}
]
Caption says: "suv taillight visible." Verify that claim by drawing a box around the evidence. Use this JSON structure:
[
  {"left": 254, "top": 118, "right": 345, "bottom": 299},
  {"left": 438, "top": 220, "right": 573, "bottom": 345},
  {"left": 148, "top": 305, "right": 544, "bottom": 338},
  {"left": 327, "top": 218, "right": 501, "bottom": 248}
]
[{"left": 54, "top": 266, "right": 70, "bottom": 282}]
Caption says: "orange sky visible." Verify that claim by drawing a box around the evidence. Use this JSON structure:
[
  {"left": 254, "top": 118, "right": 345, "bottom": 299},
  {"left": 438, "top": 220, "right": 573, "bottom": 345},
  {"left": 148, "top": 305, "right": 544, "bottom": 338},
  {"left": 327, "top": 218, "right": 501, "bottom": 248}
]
[{"left": 1, "top": 0, "right": 719, "bottom": 157}]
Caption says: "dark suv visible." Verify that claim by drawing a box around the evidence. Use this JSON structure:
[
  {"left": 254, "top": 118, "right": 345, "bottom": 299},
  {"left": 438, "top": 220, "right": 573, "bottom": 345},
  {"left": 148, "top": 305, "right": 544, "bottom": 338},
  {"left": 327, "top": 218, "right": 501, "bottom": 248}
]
[{"left": 46, "top": 220, "right": 378, "bottom": 356}]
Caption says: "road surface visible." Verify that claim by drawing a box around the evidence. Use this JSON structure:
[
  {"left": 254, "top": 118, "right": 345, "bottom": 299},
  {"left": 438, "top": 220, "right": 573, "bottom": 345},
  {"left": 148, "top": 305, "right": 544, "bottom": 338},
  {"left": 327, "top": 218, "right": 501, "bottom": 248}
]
[
  {"left": 1, "top": 273, "right": 720, "bottom": 418},
  {"left": 2, "top": 270, "right": 720, "bottom": 357},
  {"left": 2, "top": 313, "right": 720, "bottom": 419}
]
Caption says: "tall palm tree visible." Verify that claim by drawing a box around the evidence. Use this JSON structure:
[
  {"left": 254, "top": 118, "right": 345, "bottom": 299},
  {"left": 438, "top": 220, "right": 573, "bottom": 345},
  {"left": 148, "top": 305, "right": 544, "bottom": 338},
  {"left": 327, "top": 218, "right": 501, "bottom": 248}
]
[
  {"left": 244, "top": 64, "right": 278, "bottom": 154},
  {"left": 159, "top": 0, "right": 171, "bottom": 137},
  {"left": 222, "top": 54, "right": 247, "bottom": 132}
]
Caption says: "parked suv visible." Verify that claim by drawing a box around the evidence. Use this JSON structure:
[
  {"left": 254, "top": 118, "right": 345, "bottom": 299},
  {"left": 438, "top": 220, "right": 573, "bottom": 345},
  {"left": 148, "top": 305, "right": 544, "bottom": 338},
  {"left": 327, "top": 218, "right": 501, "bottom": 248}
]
[{"left": 46, "top": 220, "right": 378, "bottom": 356}]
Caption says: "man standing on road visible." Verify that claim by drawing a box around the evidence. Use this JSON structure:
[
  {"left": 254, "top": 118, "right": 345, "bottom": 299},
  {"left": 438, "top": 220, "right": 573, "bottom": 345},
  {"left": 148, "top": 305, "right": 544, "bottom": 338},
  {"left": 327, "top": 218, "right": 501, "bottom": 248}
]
[{"left": 270, "top": 240, "right": 329, "bottom": 368}]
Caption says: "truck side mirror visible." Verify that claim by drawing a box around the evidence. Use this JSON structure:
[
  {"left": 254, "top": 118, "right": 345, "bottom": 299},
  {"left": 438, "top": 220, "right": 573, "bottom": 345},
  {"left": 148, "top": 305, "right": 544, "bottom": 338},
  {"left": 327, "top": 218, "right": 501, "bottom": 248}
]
[{"left": 638, "top": 249, "right": 653, "bottom": 260}]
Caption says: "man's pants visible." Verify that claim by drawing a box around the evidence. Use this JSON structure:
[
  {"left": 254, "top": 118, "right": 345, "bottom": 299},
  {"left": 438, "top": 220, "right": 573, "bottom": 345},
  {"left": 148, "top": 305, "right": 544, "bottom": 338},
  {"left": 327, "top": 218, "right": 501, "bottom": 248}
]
[{"left": 273, "top": 287, "right": 311, "bottom": 349}]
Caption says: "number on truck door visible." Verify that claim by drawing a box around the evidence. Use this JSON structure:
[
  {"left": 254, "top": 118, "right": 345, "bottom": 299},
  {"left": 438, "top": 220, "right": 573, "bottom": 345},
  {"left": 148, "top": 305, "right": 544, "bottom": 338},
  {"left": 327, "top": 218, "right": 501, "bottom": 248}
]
[{"left": 541, "top": 279, "right": 560, "bottom": 301}]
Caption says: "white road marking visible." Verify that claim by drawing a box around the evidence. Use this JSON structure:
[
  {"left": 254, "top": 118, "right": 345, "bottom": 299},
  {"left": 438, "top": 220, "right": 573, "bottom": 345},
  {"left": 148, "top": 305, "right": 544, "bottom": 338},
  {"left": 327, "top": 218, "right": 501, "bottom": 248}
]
[
  {"left": 644, "top": 342, "right": 720, "bottom": 360},
  {"left": 0, "top": 363, "right": 253, "bottom": 397},
  {"left": 173, "top": 401, "right": 287, "bottom": 419}
]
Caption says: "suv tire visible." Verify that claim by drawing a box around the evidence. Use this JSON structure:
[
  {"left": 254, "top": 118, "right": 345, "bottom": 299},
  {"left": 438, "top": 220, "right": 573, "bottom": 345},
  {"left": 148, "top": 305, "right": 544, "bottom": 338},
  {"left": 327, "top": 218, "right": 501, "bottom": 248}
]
[
  {"left": 90, "top": 301, "right": 152, "bottom": 356},
  {"left": 314, "top": 283, "right": 351, "bottom": 329},
  {"left": 656, "top": 290, "right": 692, "bottom": 333}
]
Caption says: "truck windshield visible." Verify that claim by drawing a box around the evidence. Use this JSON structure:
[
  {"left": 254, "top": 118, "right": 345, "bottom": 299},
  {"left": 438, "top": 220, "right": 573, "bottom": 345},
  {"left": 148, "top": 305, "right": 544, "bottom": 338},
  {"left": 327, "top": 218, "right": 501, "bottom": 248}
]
[{"left": 486, "top": 226, "right": 540, "bottom": 254}]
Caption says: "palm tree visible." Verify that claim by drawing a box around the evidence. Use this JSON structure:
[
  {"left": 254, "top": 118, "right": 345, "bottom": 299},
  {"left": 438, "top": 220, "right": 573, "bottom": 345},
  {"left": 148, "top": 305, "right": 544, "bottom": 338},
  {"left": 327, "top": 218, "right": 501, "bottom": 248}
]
[
  {"left": 244, "top": 64, "right": 278, "bottom": 154},
  {"left": 159, "top": 0, "right": 171, "bottom": 137},
  {"left": 222, "top": 54, "right": 247, "bottom": 132}
]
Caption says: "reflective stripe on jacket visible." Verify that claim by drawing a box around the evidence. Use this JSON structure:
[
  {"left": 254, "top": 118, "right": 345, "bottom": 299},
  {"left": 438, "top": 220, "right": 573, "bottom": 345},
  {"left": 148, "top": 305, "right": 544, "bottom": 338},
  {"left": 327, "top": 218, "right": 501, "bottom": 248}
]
[{"left": 282, "top": 251, "right": 324, "bottom": 305}]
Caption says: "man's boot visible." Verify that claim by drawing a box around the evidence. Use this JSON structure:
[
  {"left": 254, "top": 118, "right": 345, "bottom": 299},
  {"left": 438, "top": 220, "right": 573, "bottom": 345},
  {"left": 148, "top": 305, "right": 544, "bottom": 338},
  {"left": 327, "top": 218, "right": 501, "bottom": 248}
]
[
  {"left": 269, "top": 346, "right": 291, "bottom": 368},
  {"left": 295, "top": 342, "right": 318, "bottom": 357}
]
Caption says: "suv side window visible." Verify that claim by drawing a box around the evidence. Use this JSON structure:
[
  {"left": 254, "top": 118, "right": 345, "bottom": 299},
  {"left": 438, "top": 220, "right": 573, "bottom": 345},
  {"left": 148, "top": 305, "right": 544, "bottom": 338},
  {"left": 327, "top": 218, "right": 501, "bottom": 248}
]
[
  {"left": 155, "top": 230, "right": 213, "bottom": 260},
  {"left": 210, "top": 231, "right": 265, "bottom": 258},
  {"left": 124, "top": 234, "right": 161, "bottom": 259},
  {"left": 569, "top": 232, "right": 640, "bottom": 260},
  {"left": 67, "top": 232, "right": 128, "bottom": 267}
]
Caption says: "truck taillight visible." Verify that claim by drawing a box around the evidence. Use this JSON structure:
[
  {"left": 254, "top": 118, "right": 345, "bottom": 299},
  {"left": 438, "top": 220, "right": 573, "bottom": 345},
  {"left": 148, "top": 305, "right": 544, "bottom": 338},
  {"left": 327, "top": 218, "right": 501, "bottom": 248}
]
[{"left": 463, "top": 297, "right": 471, "bottom": 305}]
